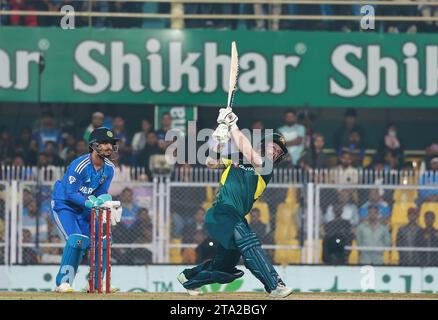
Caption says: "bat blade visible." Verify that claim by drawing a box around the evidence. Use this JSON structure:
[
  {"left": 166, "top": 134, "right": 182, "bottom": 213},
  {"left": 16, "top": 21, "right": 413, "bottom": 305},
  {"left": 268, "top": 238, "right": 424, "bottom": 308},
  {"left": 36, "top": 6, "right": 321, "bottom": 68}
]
[{"left": 226, "top": 41, "right": 239, "bottom": 110}]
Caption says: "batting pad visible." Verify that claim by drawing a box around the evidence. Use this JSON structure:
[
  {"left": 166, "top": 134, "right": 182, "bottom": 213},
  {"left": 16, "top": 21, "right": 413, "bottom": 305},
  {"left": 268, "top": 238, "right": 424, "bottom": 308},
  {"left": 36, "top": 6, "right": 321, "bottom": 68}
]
[
  {"left": 234, "top": 222, "right": 280, "bottom": 293},
  {"left": 56, "top": 234, "right": 90, "bottom": 286}
]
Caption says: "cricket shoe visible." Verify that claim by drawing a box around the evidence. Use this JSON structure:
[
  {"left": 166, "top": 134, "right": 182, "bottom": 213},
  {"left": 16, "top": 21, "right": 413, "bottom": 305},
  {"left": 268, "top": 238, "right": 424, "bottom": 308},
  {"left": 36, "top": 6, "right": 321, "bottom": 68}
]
[
  {"left": 177, "top": 272, "right": 202, "bottom": 296},
  {"left": 269, "top": 283, "right": 294, "bottom": 298},
  {"left": 55, "top": 282, "right": 74, "bottom": 293}
]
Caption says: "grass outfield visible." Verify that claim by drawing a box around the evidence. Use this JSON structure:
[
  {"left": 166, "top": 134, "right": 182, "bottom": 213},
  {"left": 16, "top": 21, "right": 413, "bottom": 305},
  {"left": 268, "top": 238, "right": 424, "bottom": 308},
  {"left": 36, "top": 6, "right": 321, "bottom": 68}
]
[{"left": 0, "top": 292, "right": 438, "bottom": 300}]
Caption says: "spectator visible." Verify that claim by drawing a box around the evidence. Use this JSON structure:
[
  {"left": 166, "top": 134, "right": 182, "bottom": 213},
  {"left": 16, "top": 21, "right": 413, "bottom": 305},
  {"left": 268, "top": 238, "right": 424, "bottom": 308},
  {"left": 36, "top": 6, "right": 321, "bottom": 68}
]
[
  {"left": 0, "top": 0, "right": 10, "bottom": 25},
  {"left": 35, "top": 0, "right": 56, "bottom": 27},
  {"left": 277, "top": 110, "right": 305, "bottom": 167},
  {"left": 185, "top": 3, "right": 232, "bottom": 29},
  {"left": 182, "top": 208, "right": 205, "bottom": 243},
  {"left": 382, "top": 150, "right": 399, "bottom": 171},
  {"left": 112, "top": 116, "right": 132, "bottom": 165},
  {"left": 108, "top": 158, "right": 132, "bottom": 197},
  {"left": 11, "top": 155, "right": 34, "bottom": 180},
  {"left": 298, "top": 110, "right": 317, "bottom": 150},
  {"left": 339, "top": 130, "right": 365, "bottom": 168},
  {"left": 420, "top": 142, "right": 438, "bottom": 172},
  {"left": 115, "top": 207, "right": 153, "bottom": 264},
  {"left": 75, "top": 140, "right": 88, "bottom": 156},
  {"left": 137, "top": 131, "right": 161, "bottom": 178},
  {"left": 156, "top": 112, "right": 172, "bottom": 154},
  {"left": 333, "top": 108, "right": 365, "bottom": 153},
  {"left": 322, "top": 204, "right": 354, "bottom": 264},
  {"left": 251, "top": 120, "right": 265, "bottom": 134},
  {"left": 40, "top": 235, "right": 63, "bottom": 264},
  {"left": 109, "top": 0, "right": 143, "bottom": 28},
  {"left": 32, "top": 113, "right": 62, "bottom": 155},
  {"left": 325, "top": 189, "right": 360, "bottom": 226},
  {"left": 418, "top": 157, "right": 438, "bottom": 204},
  {"left": 0, "top": 127, "right": 15, "bottom": 165},
  {"left": 22, "top": 229, "right": 39, "bottom": 264},
  {"left": 83, "top": 112, "right": 104, "bottom": 144},
  {"left": 419, "top": 2, "right": 438, "bottom": 32},
  {"left": 357, "top": 206, "right": 391, "bottom": 265},
  {"left": 418, "top": 211, "right": 438, "bottom": 266},
  {"left": 16, "top": 127, "right": 36, "bottom": 165},
  {"left": 300, "top": 133, "right": 330, "bottom": 170},
  {"left": 22, "top": 198, "right": 50, "bottom": 244},
  {"left": 132, "top": 119, "right": 153, "bottom": 155},
  {"left": 359, "top": 189, "right": 391, "bottom": 223},
  {"left": 130, "top": 208, "right": 153, "bottom": 243},
  {"left": 378, "top": 3, "right": 418, "bottom": 33},
  {"left": 396, "top": 208, "right": 422, "bottom": 266},
  {"left": 377, "top": 123, "right": 404, "bottom": 167},
  {"left": 9, "top": 0, "right": 38, "bottom": 26},
  {"left": 60, "top": 133, "right": 77, "bottom": 163},
  {"left": 81, "top": 0, "right": 109, "bottom": 28},
  {"left": 331, "top": 151, "right": 359, "bottom": 184},
  {"left": 118, "top": 187, "right": 141, "bottom": 230},
  {"left": 330, "top": 3, "right": 355, "bottom": 31},
  {"left": 291, "top": 3, "right": 325, "bottom": 31},
  {"left": 44, "top": 141, "right": 64, "bottom": 166}
]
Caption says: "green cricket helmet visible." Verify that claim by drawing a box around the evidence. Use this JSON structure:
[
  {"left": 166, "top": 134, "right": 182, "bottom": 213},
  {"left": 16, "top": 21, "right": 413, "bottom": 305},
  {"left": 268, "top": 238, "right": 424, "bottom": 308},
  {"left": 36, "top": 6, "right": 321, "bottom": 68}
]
[{"left": 260, "top": 133, "right": 288, "bottom": 164}]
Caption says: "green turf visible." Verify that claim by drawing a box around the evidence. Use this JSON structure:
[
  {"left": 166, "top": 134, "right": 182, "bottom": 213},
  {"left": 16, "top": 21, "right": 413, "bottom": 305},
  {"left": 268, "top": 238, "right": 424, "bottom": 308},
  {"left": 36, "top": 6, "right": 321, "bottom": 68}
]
[{"left": 0, "top": 292, "right": 437, "bottom": 300}]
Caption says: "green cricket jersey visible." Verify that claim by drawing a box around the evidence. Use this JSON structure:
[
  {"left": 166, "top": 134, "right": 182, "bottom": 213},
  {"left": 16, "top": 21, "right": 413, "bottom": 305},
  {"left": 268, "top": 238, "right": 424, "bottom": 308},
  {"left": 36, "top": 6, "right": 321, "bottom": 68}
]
[{"left": 212, "top": 153, "right": 273, "bottom": 217}]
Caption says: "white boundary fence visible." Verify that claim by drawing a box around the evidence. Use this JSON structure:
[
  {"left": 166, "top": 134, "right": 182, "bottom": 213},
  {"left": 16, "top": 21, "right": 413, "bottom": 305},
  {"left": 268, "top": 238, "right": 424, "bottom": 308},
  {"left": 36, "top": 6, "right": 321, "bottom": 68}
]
[{"left": 0, "top": 166, "right": 437, "bottom": 266}]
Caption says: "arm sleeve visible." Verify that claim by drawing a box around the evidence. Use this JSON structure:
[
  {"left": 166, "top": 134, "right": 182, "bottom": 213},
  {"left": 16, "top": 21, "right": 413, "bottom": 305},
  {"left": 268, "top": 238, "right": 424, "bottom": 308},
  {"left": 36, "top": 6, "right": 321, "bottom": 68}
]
[
  {"left": 64, "top": 167, "right": 87, "bottom": 208},
  {"left": 95, "top": 167, "right": 114, "bottom": 197}
]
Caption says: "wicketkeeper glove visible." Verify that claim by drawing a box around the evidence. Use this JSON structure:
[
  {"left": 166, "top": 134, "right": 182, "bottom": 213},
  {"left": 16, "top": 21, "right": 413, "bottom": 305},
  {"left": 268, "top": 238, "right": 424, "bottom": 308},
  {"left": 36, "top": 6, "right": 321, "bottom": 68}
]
[
  {"left": 101, "top": 201, "right": 123, "bottom": 226},
  {"left": 217, "top": 108, "right": 238, "bottom": 131},
  {"left": 85, "top": 195, "right": 104, "bottom": 209}
]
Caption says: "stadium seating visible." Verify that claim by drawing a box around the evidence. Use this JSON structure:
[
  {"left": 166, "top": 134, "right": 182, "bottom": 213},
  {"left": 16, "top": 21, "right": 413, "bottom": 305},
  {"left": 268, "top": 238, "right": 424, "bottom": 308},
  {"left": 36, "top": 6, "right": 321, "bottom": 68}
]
[
  {"left": 169, "top": 238, "right": 183, "bottom": 263},
  {"left": 273, "top": 239, "right": 301, "bottom": 265},
  {"left": 348, "top": 240, "right": 359, "bottom": 264},
  {"left": 201, "top": 186, "right": 216, "bottom": 212},
  {"left": 274, "top": 188, "right": 299, "bottom": 243}
]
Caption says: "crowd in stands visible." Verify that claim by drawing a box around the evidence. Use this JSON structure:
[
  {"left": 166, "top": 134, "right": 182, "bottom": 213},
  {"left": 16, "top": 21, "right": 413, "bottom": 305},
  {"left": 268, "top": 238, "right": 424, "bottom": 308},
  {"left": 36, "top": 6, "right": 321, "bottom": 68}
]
[
  {"left": 1, "top": 105, "right": 438, "bottom": 266},
  {"left": 1, "top": 0, "right": 437, "bottom": 33},
  {"left": 1, "top": 107, "right": 437, "bottom": 174}
]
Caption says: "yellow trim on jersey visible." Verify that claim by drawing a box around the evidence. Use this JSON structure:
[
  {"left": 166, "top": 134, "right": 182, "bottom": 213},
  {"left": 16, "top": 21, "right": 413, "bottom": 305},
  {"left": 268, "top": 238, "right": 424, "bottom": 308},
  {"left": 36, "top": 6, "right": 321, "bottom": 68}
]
[
  {"left": 220, "top": 158, "right": 233, "bottom": 185},
  {"left": 254, "top": 174, "right": 267, "bottom": 200}
]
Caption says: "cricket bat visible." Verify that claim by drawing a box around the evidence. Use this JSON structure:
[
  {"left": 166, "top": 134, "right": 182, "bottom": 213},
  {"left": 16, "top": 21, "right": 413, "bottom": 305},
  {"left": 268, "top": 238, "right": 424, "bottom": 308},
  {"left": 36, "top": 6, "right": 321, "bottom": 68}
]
[{"left": 226, "top": 41, "right": 239, "bottom": 111}]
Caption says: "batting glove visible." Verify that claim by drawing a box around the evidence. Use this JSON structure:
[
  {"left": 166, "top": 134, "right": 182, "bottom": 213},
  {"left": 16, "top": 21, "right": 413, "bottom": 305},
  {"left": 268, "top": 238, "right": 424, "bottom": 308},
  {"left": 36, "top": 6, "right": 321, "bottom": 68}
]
[
  {"left": 217, "top": 108, "right": 239, "bottom": 131},
  {"left": 212, "top": 123, "right": 230, "bottom": 145}
]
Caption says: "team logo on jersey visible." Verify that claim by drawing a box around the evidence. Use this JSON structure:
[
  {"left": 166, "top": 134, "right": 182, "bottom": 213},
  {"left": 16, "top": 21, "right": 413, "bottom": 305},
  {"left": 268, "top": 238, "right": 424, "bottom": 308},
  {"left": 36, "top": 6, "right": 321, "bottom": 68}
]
[
  {"left": 86, "top": 178, "right": 91, "bottom": 183},
  {"left": 68, "top": 176, "right": 76, "bottom": 184},
  {"left": 99, "top": 175, "right": 106, "bottom": 184},
  {"left": 79, "top": 186, "right": 94, "bottom": 194}
]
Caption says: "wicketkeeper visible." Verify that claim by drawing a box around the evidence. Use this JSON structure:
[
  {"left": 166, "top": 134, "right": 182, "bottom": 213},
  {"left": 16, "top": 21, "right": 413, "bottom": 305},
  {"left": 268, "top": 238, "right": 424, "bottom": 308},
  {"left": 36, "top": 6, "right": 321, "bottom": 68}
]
[
  {"left": 50, "top": 127, "right": 122, "bottom": 293},
  {"left": 178, "top": 108, "right": 293, "bottom": 298}
]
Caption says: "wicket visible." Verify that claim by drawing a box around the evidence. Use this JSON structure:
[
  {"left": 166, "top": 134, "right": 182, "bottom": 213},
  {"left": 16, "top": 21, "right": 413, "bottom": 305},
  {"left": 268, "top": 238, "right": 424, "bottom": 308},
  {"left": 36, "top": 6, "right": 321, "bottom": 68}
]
[{"left": 89, "top": 207, "right": 112, "bottom": 294}]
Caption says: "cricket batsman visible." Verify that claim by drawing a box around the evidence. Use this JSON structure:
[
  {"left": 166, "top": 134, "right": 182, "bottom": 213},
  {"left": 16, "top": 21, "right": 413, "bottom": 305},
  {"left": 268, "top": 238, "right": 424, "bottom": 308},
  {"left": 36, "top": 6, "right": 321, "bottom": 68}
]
[
  {"left": 178, "top": 108, "right": 293, "bottom": 298},
  {"left": 50, "top": 127, "right": 122, "bottom": 293}
]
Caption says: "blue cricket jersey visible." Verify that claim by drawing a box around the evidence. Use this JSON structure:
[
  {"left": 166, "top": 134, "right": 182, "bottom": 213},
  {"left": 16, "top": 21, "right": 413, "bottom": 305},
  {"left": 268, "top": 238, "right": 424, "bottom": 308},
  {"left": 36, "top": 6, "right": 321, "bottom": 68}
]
[{"left": 52, "top": 154, "right": 115, "bottom": 215}]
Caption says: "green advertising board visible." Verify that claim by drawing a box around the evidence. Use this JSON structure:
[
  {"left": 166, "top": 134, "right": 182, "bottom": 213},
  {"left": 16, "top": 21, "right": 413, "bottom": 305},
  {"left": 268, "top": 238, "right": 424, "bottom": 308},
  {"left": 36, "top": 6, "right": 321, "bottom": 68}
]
[{"left": 0, "top": 27, "right": 437, "bottom": 108}]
